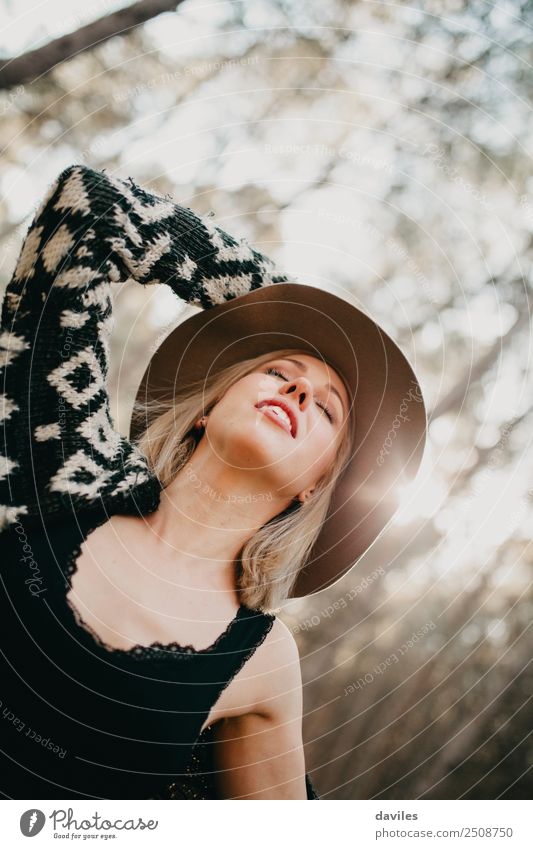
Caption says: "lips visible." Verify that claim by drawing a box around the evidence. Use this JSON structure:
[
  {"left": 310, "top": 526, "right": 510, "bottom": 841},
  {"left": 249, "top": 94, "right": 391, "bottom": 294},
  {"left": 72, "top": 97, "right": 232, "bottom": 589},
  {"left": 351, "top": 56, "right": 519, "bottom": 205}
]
[{"left": 255, "top": 398, "right": 297, "bottom": 438}]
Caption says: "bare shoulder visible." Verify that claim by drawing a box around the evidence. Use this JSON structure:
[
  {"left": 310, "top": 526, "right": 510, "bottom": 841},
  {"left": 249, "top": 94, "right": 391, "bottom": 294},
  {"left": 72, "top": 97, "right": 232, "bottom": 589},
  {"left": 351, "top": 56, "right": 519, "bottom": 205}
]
[
  {"left": 255, "top": 615, "right": 301, "bottom": 670},
  {"left": 204, "top": 615, "right": 303, "bottom": 731},
  {"left": 241, "top": 615, "right": 303, "bottom": 719}
]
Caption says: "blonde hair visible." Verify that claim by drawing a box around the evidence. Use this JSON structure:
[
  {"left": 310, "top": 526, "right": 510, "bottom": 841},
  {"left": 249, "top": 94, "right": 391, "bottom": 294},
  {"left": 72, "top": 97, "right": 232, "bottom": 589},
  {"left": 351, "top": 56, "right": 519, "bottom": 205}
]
[{"left": 132, "top": 347, "right": 356, "bottom": 613}]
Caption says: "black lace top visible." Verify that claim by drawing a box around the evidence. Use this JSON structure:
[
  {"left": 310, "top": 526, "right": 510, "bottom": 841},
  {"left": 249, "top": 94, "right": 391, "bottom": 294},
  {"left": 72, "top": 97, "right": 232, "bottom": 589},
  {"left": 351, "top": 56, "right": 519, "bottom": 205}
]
[{"left": 0, "top": 164, "right": 319, "bottom": 799}]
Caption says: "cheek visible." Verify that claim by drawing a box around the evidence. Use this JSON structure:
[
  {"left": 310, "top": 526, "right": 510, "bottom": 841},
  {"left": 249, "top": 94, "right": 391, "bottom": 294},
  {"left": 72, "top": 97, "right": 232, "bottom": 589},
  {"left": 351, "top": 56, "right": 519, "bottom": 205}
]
[
  {"left": 204, "top": 404, "right": 236, "bottom": 440},
  {"left": 300, "top": 423, "right": 339, "bottom": 465},
  {"left": 211, "top": 391, "right": 243, "bottom": 421},
  {"left": 307, "top": 416, "right": 337, "bottom": 443}
]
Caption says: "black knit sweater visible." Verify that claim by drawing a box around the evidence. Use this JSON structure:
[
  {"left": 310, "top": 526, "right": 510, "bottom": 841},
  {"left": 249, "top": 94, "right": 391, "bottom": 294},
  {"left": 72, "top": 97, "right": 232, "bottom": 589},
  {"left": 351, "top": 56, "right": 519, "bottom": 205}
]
[{"left": 0, "top": 163, "right": 294, "bottom": 530}]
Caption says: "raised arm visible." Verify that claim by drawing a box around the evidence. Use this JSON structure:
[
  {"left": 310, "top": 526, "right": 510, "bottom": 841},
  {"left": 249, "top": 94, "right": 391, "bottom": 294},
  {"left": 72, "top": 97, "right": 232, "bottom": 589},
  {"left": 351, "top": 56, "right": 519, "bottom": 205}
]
[{"left": 0, "top": 164, "right": 290, "bottom": 530}]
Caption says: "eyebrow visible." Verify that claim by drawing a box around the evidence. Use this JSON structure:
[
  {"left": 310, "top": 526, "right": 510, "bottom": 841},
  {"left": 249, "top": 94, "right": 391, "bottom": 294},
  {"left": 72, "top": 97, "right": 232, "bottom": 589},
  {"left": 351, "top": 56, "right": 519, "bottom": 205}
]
[{"left": 277, "top": 357, "right": 347, "bottom": 416}]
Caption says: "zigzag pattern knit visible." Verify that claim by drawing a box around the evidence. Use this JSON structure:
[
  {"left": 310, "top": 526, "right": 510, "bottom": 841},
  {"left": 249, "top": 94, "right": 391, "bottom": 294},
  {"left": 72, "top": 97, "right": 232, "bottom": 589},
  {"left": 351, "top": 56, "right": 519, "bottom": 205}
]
[{"left": 0, "top": 164, "right": 291, "bottom": 530}]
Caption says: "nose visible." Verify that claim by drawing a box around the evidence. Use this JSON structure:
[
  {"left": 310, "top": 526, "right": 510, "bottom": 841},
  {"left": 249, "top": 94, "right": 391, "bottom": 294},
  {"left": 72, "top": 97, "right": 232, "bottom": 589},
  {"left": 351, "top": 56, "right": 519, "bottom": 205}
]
[{"left": 281, "top": 375, "right": 313, "bottom": 410}]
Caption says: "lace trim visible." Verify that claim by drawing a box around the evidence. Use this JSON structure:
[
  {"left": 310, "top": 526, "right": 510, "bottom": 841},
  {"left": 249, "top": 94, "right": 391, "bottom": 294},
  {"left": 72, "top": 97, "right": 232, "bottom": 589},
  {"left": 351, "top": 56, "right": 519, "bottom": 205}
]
[{"left": 60, "top": 510, "right": 272, "bottom": 662}]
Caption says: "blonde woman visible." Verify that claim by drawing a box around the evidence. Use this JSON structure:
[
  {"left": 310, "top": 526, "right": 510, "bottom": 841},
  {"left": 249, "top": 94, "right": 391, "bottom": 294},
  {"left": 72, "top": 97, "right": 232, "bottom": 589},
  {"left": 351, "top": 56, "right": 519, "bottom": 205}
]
[{"left": 0, "top": 164, "right": 426, "bottom": 800}]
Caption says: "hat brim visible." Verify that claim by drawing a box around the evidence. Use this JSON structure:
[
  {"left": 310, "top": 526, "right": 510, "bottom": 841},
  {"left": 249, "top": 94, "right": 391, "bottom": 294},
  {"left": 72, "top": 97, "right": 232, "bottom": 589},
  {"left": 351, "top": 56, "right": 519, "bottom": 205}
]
[{"left": 129, "top": 283, "right": 427, "bottom": 599}]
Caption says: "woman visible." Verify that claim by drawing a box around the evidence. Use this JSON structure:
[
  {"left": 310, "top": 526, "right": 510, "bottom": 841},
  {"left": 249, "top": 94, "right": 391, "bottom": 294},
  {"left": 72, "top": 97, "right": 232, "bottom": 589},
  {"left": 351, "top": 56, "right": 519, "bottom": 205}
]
[{"left": 0, "top": 164, "right": 426, "bottom": 799}]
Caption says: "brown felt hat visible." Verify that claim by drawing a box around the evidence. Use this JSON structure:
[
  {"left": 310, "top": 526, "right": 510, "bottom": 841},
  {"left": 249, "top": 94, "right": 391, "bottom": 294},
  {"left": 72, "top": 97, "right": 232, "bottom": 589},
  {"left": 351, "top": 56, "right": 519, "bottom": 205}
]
[{"left": 129, "top": 283, "right": 427, "bottom": 599}]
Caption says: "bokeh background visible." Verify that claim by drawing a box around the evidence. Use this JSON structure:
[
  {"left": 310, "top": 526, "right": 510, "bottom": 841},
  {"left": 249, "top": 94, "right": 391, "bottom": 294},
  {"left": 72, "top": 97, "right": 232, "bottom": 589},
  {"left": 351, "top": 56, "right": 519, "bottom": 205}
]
[{"left": 1, "top": 0, "right": 532, "bottom": 799}]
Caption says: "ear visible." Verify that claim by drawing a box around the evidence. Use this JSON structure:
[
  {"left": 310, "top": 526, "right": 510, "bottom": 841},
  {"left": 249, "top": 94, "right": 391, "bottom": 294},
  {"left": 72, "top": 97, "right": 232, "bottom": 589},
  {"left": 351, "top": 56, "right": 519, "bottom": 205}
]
[{"left": 297, "top": 485, "right": 316, "bottom": 504}]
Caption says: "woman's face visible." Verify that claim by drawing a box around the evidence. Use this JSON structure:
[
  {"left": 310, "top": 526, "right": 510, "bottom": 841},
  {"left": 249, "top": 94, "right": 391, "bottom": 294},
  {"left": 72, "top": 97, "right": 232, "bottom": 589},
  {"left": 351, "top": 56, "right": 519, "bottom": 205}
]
[{"left": 203, "top": 353, "right": 351, "bottom": 502}]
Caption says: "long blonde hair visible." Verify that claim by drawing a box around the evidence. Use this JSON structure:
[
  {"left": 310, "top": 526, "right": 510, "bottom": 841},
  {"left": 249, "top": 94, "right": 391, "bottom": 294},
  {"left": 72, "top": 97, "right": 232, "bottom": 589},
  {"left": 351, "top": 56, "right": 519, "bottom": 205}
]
[{"left": 132, "top": 347, "right": 356, "bottom": 612}]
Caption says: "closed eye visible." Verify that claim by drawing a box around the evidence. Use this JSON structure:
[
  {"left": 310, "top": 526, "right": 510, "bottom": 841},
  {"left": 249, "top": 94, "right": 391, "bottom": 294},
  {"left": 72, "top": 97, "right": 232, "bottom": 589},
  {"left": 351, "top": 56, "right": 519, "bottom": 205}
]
[{"left": 264, "top": 366, "right": 335, "bottom": 423}]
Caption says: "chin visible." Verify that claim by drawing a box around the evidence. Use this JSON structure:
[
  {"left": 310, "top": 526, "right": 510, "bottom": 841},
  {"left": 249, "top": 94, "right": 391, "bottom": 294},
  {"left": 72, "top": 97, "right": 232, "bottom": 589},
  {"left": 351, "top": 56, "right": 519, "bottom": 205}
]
[{"left": 217, "top": 419, "right": 294, "bottom": 470}]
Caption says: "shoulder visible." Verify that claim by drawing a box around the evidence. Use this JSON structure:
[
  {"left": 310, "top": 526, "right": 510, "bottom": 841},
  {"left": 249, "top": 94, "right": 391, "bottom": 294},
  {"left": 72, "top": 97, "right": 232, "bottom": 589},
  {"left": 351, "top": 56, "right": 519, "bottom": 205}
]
[
  {"left": 243, "top": 615, "right": 303, "bottom": 721},
  {"left": 245, "top": 613, "right": 301, "bottom": 672},
  {"left": 262, "top": 615, "right": 301, "bottom": 664}
]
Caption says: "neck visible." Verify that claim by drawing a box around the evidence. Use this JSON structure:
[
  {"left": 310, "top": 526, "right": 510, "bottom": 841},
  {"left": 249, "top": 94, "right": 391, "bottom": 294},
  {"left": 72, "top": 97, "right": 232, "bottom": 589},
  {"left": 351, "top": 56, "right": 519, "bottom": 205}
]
[{"left": 145, "top": 441, "right": 293, "bottom": 577}]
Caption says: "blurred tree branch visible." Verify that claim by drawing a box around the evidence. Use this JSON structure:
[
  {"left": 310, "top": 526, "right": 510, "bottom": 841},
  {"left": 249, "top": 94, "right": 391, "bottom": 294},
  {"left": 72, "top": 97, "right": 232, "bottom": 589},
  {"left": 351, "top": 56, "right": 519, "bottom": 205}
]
[
  {"left": 428, "top": 306, "right": 531, "bottom": 422},
  {"left": 0, "top": 0, "right": 184, "bottom": 91}
]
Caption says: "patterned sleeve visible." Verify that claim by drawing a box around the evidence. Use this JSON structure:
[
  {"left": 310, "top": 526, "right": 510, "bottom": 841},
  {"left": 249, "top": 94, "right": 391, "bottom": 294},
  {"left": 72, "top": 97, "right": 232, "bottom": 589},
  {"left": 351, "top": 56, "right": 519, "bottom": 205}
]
[{"left": 0, "top": 164, "right": 291, "bottom": 530}]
